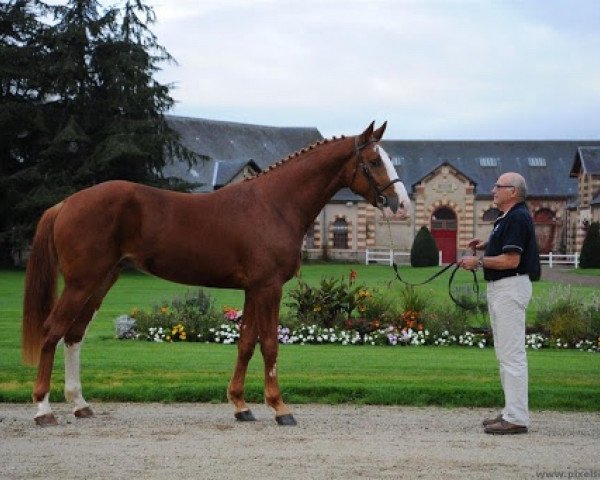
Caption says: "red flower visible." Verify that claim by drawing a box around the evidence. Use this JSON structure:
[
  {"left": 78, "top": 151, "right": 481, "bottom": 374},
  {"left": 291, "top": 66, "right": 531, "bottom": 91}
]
[{"left": 349, "top": 269, "right": 357, "bottom": 284}]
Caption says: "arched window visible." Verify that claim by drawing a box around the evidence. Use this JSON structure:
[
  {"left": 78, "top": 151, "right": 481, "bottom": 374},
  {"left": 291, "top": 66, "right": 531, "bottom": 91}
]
[
  {"left": 534, "top": 208, "right": 555, "bottom": 224},
  {"left": 482, "top": 208, "right": 501, "bottom": 222},
  {"left": 431, "top": 207, "right": 457, "bottom": 229},
  {"left": 332, "top": 218, "right": 349, "bottom": 249}
]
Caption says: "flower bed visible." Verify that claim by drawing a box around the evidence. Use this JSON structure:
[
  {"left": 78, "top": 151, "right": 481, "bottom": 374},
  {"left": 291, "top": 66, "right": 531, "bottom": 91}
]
[{"left": 119, "top": 275, "right": 600, "bottom": 353}]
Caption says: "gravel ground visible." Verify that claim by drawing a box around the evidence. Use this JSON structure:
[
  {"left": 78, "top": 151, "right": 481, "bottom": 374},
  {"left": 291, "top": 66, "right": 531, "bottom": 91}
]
[
  {"left": 1, "top": 403, "right": 599, "bottom": 479},
  {"left": 541, "top": 267, "right": 600, "bottom": 286},
  {"left": 2, "top": 269, "right": 597, "bottom": 479}
]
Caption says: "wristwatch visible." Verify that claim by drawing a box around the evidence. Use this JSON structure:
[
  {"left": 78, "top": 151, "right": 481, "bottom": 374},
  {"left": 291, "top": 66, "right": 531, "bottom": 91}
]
[{"left": 477, "top": 257, "right": 484, "bottom": 269}]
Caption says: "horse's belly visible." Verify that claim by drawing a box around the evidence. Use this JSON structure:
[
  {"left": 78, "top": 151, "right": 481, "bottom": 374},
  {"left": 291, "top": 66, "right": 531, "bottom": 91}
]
[{"left": 131, "top": 250, "right": 246, "bottom": 289}]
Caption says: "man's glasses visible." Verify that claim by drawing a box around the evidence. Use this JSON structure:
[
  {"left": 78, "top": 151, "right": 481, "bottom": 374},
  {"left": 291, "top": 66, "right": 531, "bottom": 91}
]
[{"left": 493, "top": 184, "right": 515, "bottom": 189}]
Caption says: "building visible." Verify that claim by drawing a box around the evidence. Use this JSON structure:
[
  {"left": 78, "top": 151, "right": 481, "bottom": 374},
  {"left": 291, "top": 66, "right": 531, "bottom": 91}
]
[
  {"left": 568, "top": 146, "right": 600, "bottom": 252},
  {"left": 166, "top": 115, "right": 600, "bottom": 262}
]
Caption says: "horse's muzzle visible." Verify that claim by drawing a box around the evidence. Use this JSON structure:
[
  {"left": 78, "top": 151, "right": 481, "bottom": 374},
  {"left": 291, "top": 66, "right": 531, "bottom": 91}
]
[{"left": 378, "top": 194, "right": 399, "bottom": 214}]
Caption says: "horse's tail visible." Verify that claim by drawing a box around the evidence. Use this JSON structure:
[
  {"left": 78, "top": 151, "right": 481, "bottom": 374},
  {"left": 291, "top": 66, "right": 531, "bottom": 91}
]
[{"left": 22, "top": 202, "right": 63, "bottom": 367}]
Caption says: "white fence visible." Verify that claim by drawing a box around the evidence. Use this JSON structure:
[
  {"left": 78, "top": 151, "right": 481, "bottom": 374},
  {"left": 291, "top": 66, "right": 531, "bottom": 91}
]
[
  {"left": 540, "top": 252, "right": 579, "bottom": 269},
  {"left": 365, "top": 249, "right": 442, "bottom": 266},
  {"left": 366, "top": 249, "right": 580, "bottom": 268}
]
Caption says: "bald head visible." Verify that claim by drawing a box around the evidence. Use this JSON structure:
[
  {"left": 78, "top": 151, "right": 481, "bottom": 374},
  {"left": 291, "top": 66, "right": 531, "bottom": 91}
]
[{"left": 500, "top": 172, "right": 527, "bottom": 201}]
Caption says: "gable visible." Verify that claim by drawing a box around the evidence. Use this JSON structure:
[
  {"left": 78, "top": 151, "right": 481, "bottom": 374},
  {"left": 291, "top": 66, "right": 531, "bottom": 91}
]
[{"left": 570, "top": 146, "right": 600, "bottom": 176}]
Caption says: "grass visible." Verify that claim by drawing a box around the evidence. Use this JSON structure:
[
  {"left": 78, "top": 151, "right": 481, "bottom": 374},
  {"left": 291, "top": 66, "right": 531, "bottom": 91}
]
[{"left": 1, "top": 265, "right": 599, "bottom": 411}]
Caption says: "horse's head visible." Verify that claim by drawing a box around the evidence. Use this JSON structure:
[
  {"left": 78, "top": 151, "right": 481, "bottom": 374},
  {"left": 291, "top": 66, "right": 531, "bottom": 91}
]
[{"left": 346, "top": 122, "right": 411, "bottom": 219}]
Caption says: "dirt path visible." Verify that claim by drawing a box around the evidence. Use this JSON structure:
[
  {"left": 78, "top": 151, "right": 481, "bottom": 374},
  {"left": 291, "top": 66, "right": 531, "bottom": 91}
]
[
  {"left": 541, "top": 267, "right": 600, "bottom": 286},
  {"left": 1, "top": 403, "right": 599, "bottom": 479}
]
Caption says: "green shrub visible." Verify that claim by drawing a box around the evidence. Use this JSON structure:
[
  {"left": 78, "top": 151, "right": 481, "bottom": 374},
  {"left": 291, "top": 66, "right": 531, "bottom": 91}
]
[
  {"left": 420, "top": 303, "right": 471, "bottom": 338},
  {"left": 580, "top": 221, "right": 600, "bottom": 268},
  {"left": 286, "top": 276, "right": 360, "bottom": 328},
  {"left": 585, "top": 294, "right": 600, "bottom": 339},
  {"left": 410, "top": 226, "right": 439, "bottom": 267},
  {"left": 450, "top": 283, "right": 488, "bottom": 313},
  {"left": 534, "top": 285, "right": 596, "bottom": 345},
  {"left": 131, "top": 289, "right": 222, "bottom": 341}
]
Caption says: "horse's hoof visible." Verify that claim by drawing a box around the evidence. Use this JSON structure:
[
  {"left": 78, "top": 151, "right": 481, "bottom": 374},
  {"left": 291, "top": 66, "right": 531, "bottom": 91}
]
[
  {"left": 234, "top": 410, "right": 256, "bottom": 422},
  {"left": 34, "top": 413, "right": 59, "bottom": 427},
  {"left": 275, "top": 414, "right": 297, "bottom": 426},
  {"left": 74, "top": 406, "right": 94, "bottom": 419}
]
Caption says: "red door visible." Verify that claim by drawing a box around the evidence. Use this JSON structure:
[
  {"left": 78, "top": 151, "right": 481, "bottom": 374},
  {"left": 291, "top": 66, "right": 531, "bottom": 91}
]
[
  {"left": 533, "top": 209, "right": 555, "bottom": 254},
  {"left": 431, "top": 207, "right": 457, "bottom": 264}
]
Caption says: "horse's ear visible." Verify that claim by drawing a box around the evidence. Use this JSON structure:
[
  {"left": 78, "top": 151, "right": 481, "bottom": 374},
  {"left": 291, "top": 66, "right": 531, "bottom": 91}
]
[
  {"left": 372, "top": 121, "right": 387, "bottom": 141},
  {"left": 357, "top": 121, "right": 375, "bottom": 145}
]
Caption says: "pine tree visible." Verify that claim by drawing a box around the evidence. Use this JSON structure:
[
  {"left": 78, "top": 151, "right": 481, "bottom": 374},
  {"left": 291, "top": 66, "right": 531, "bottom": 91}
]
[
  {"left": 580, "top": 221, "right": 600, "bottom": 268},
  {"left": 0, "top": 0, "right": 198, "bottom": 265},
  {"left": 410, "top": 226, "right": 439, "bottom": 267}
]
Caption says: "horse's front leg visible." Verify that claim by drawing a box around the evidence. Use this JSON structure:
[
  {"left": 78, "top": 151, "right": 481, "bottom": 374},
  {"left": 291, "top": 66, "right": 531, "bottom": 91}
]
[
  {"left": 254, "top": 285, "right": 296, "bottom": 426},
  {"left": 227, "top": 314, "right": 259, "bottom": 421}
]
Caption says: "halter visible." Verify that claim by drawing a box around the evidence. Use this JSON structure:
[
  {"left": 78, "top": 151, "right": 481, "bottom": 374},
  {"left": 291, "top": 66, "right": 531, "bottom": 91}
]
[{"left": 350, "top": 137, "right": 403, "bottom": 209}]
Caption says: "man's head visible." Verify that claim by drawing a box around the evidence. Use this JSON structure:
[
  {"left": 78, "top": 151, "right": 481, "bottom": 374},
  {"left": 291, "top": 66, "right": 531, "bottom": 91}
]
[{"left": 492, "top": 172, "right": 527, "bottom": 211}]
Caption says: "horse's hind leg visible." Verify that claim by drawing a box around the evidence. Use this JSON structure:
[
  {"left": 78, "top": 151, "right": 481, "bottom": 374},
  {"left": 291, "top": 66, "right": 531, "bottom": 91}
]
[
  {"left": 33, "top": 285, "right": 97, "bottom": 426},
  {"left": 63, "top": 270, "right": 119, "bottom": 419}
]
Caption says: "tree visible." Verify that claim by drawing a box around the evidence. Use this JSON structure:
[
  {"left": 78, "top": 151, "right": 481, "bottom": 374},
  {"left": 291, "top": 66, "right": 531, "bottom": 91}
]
[
  {"left": 580, "top": 221, "right": 600, "bottom": 268},
  {"left": 410, "top": 226, "right": 439, "bottom": 267},
  {"left": 0, "top": 0, "right": 198, "bottom": 266}
]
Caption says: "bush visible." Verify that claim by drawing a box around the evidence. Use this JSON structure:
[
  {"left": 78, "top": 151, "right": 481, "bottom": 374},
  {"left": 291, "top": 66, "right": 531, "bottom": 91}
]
[
  {"left": 286, "top": 276, "right": 360, "bottom": 328},
  {"left": 534, "top": 285, "right": 596, "bottom": 346},
  {"left": 410, "top": 226, "right": 439, "bottom": 267},
  {"left": 130, "top": 289, "right": 223, "bottom": 342},
  {"left": 580, "top": 221, "right": 600, "bottom": 268},
  {"left": 420, "top": 304, "right": 472, "bottom": 338}
]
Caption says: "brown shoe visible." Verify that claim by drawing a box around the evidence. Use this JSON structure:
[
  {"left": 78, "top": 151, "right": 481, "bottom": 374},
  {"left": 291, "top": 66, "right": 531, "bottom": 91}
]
[
  {"left": 484, "top": 419, "right": 528, "bottom": 435},
  {"left": 482, "top": 414, "right": 503, "bottom": 427}
]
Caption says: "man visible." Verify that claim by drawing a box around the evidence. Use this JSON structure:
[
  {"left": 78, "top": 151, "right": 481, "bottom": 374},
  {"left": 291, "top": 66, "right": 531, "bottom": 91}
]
[{"left": 459, "top": 172, "right": 539, "bottom": 435}]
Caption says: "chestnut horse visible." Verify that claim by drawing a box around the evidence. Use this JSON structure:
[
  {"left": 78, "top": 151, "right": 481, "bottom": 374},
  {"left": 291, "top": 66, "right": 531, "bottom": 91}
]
[{"left": 22, "top": 121, "right": 410, "bottom": 426}]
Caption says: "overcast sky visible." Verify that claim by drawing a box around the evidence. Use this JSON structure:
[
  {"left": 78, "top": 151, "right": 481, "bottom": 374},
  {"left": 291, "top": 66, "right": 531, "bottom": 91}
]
[{"left": 145, "top": 0, "right": 600, "bottom": 140}]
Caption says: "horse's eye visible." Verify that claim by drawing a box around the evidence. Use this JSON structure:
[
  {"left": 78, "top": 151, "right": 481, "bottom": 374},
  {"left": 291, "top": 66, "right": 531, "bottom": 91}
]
[{"left": 370, "top": 159, "right": 381, "bottom": 167}]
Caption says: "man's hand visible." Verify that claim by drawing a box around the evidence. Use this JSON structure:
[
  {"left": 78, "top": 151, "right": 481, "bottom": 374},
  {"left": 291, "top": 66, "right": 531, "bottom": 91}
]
[
  {"left": 459, "top": 255, "right": 479, "bottom": 271},
  {"left": 468, "top": 238, "right": 486, "bottom": 254}
]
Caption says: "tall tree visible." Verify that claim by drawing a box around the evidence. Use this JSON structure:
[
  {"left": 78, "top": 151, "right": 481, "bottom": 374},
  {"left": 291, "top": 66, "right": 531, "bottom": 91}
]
[
  {"left": 0, "top": 0, "right": 198, "bottom": 266},
  {"left": 580, "top": 221, "right": 600, "bottom": 268}
]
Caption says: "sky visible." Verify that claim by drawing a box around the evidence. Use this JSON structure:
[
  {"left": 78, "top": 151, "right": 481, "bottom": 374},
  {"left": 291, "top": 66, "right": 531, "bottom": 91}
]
[{"left": 143, "top": 0, "right": 600, "bottom": 140}]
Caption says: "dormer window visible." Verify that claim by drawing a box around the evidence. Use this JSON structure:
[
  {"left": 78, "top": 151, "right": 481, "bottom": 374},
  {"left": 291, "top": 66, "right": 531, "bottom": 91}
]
[
  {"left": 479, "top": 157, "right": 498, "bottom": 167},
  {"left": 528, "top": 157, "right": 546, "bottom": 167}
]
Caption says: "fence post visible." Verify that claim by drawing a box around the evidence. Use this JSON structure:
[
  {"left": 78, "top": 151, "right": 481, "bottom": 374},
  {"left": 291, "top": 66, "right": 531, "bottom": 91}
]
[
  {"left": 575, "top": 252, "right": 579, "bottom": 269},
  {"left": 439, "top": 251, "right": 442, "bottom": 266},
  {"left": 549, "top": 251, "right": 553, "bottom": 268}
]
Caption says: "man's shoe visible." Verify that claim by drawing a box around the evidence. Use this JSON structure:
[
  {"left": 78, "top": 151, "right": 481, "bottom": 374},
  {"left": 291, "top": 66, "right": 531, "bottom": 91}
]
[
  {"left": 484, "top": 419, "right": 528, "bottom": 435},
  {"left": 482, "top": 414, "right": 503, "bottom": 427}
]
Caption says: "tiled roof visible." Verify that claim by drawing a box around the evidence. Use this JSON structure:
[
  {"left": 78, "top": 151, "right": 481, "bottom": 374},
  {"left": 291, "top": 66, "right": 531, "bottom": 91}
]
[
  {"left": 162, "top": 115, "right": 323, "bottom": 192},
  {"left": 163, "top": 115, "right": 600, "bottom": 202},
  {"left": 380, "top": 140, "right": 600, "bottom": 198}
]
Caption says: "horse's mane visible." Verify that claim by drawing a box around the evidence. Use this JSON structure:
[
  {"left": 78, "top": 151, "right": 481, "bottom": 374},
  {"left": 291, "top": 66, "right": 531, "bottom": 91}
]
[{"left": 243, "top": 135, "right": 347, "bottom": 182}]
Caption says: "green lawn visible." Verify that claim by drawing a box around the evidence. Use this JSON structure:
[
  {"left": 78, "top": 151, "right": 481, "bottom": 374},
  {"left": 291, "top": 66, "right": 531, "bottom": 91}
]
[{"left": 1, "top": 266, "right": 599, "bottom": 411}]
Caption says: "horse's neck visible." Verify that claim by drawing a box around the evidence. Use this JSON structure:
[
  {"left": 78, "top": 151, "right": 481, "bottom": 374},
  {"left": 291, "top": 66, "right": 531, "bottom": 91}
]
[{"left": 254, "top": 140, "right": 352, "bottom": 231}]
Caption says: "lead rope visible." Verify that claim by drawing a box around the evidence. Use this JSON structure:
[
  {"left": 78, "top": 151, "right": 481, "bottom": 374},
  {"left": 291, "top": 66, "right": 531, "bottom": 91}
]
[{"left": 383, "top": 217, "right": 481, "bottom": 311}]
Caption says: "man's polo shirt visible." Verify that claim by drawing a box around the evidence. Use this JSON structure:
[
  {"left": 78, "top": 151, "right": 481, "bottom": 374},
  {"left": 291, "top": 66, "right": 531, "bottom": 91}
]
[{"left": 484, "top": 202, "right": 540, "bottom": 282}]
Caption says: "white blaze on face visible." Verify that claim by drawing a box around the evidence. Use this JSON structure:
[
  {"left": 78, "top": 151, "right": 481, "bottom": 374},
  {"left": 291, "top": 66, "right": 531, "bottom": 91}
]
[{"left": 375, "top": 145, "right": 411, "bottom": 215}]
